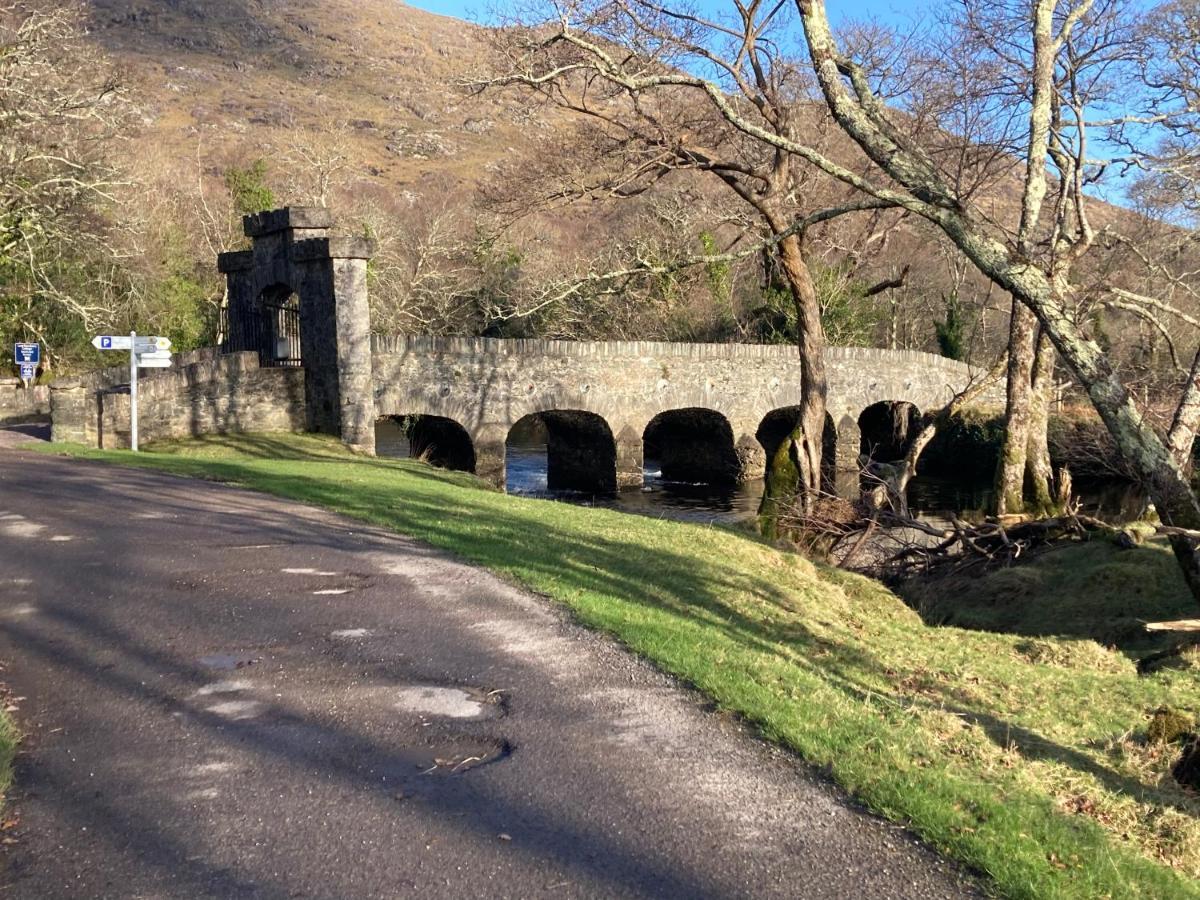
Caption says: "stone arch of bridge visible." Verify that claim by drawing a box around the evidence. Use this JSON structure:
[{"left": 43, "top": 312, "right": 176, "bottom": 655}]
[
  {"left": 754, "top": 407, "right": 842, "bottom": 492},
  {"left": 507, "top": 390, "right": 647, "bottom": 491},
  {"left": 643, "top": 408, "right": 749, "bottom": 487},
  {"left": 858, "top": 400, "right": 923, "bottom": 464},
  {"left": 505, "top": 409, "right": 618, "bottom": 494},
  {"left": 375, "top": 413, "right": 476, "bottom": 474}
]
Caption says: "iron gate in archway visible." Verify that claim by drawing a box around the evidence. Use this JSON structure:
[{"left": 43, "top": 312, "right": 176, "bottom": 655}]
[{"left": 221, "top": 287, "right": 302, "bottom": 368}]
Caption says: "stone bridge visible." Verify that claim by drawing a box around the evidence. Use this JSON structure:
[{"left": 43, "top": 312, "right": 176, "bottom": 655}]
[
  {"left": 370, "top": 335, "right": 997, "bottom": 491},
  {"left": 49, "top": 207, "right": 1000, "bottom": 490}
]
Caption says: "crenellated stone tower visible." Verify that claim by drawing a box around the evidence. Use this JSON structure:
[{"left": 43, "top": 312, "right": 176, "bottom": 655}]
[{"left": 217, "top": 207, "right": 377, "bottom": 454}]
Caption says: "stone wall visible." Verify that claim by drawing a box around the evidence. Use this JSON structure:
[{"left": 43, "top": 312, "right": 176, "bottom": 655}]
[
  {"left": 0, "top": 378, "right": 50, "bottom": 423},
  {"left": 371, "top": 335, "right": 1004, "bottom": 487},
  {"left": 50, "top": 348, "right": 305, "bottom": 448}
]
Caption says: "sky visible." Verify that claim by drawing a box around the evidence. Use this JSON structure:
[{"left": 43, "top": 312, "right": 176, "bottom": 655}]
[
  {"left": 403, "top": 0, "right": 922, "bottom": 29},
  {"left": 399, "top": 0, "right": 1163, "bottom": 209}
]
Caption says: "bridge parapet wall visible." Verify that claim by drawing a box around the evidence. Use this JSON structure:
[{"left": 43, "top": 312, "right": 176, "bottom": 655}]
[
  {"left": 0, "top": 379, "right": 50, "bottom": 424},
  {"left": 49, "top": 349, "right": 305, "bottom": 449}
]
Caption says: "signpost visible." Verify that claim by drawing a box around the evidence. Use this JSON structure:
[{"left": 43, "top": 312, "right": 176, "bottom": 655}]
[
  {"left": 13, "top": 342, "right": 39, "bottom": 388},
  {"left": 136, "top": 355, "right": 173, "bottom": 369},
  {"left": 92, "top": 333, "right": 173, "bottom": 452},
  {"left": 91, "top": 335, "right": 131, "bottom": 351}
]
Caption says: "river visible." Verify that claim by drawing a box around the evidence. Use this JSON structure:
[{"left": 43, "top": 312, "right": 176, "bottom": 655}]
[{"left": 375, "top": 418, "right": 1143, "bottom": 526}]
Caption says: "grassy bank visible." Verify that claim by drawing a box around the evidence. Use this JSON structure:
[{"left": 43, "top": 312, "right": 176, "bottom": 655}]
[
  {"left": 901, "top": 537, "right": 1198, "bottom": 659},
  {"left": 43, "top": 434, "right": 1200, "bottom": 899},
  {"left": 0, "top": 708, "right": 14, "bottom": 813}
]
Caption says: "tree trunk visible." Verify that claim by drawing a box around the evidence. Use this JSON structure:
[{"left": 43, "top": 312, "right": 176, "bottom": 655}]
[
  {"left": 995, "top": 299, "right": 1037, "bottom": 515},
  {"left": 981, "top": 254, "right": 1200, "bottom": 604},
  {"left": 759, "top": 231, "right": 828, "bottom": 538},
  {"left": 797, "top": 0, "right": 1200, "bottom": 605},
  {"left": 1168, "top": 348, "right": 1200, "bottom": 470},
  {"left": 1025, "top": 328, "right": 1056, "bottom": 514}
]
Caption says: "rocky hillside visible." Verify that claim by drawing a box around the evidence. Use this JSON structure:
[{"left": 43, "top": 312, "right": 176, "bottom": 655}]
[{"left": 86, "top": 0, "right": 538, "bottom": 199}]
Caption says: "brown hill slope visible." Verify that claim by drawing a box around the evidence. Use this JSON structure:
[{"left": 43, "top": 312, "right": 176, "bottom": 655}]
[{"left": 86, "top": 0, "right": 531, "bottom": 196}]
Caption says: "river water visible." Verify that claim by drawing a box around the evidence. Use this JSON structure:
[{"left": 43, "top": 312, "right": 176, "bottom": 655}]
[{"left": 375, "top": 419, "right": 1143, "bottom": 526}]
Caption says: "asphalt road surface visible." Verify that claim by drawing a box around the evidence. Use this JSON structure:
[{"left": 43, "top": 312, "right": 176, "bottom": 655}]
[{"left": 0, "top": 449, "right": 980, "bottom": 898}]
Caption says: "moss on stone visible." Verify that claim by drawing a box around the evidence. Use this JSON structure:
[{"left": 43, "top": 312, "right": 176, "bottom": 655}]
[{"left": 1148, "top": 706, "right": 1196, "bottom": 745}]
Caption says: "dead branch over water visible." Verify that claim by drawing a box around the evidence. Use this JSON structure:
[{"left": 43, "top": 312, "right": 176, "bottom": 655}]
[{"left": 786, "top": 486, "right": 1119, "bottom": 584}]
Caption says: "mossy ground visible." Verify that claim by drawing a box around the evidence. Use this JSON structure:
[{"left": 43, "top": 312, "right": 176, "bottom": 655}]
[
  {"left": 900, "top": 537, "right": 1197, "bottom": 657},
  {"left": 40, "top": 433, "right": 1200, "bottom": 899},
  {"left": 0, "top": 707, "right": 14, "bottom": 813}
]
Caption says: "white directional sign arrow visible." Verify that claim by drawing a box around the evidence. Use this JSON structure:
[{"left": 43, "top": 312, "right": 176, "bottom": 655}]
[
  {"left": 136, "top": 357, "right": 173, "bottom": 369},
  {"left": 93, "top": 335, "right": 171, "bottom": 352},
  {"left": 134, "top": 336, "right": 171, "bottom": 352},
  {"left": 92, "top": 335, "right": 132, "bottom": 350},
  {"left": 136, "top": 349, "right": 172, "bottom": 361}
]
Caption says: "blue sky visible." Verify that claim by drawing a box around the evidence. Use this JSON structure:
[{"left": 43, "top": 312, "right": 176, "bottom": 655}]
[
  {"left": 404, "top": 0, "right": 921, "bottom": 29},
  {"left": 402, "top": 0, "right": 1160, "bottom": 208}
]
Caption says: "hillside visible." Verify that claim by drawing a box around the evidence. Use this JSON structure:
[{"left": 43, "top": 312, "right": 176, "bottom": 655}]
[
  {"left": 67, "top": 0, "right": 1183, "bottom": 366},
  {"left": 87, "top": 0, "right": 522, "bottom": 195}
]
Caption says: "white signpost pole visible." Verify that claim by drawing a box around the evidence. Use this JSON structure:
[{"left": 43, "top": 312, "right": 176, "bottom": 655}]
[{"left": 129, "top": 330, "right": 139, "bottom": 452}]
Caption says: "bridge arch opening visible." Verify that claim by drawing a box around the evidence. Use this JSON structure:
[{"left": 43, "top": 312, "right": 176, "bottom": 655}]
[
  {"left": 755, "top": 407, "right": 838, "bottom": 490},
  {"left": 375, "top": 414, "right": 475, "bottom": 473},
  {"left": 644, "top": 408, "right": 740, "bottom": 486},
  {"left": 858, "top": 401, "right": 922, "bottom": 464},
  {"left": 507, "top": 410, "right": 617, "bottom": 494}
]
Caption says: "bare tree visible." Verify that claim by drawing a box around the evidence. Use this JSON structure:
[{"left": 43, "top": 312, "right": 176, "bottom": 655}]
[
  {"left": 784, "top": 0, "right": 1200, "bottom": 599},
  {"left": 0, "top": 1, "right": 130, "bottom": 365},
  {"left": 479, "top": 0, "right": 912, "bottom": 527}
]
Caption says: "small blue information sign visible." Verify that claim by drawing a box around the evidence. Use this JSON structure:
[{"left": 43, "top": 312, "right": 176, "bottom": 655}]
[
  {"left": 18, "top": 362, "right": 36, "bottom": 380},
  {"left": 14, "top": 342, "right": 39, "bottom": 366}
]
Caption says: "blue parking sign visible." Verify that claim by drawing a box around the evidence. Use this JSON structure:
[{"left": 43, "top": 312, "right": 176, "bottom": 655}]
[{"left": 14, "top": 342, "right": 39, "bottom": 365}]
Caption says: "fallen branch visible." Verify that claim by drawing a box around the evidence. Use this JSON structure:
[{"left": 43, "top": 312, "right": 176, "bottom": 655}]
[{"left": 1145, "top": 619, "right": 1200, "bottom": 633}]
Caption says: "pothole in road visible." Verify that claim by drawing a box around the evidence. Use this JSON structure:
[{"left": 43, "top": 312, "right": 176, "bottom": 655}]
[
  {"left": 393, "top": 685, "right": 506, "bottom": 720},
  {"left": 381, "top": 738, "right": 511, "bottom": 779},
  {"left": 206, "top": 699, "right": 265, "bottom": 720},
  {"left": 197, "top": 653, "right": 260, "bottom": 671}
]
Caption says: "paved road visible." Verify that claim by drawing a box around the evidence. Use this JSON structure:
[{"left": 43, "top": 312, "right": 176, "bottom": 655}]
[{"left": 0, "top": 450, "right": 979, "bottom": 898}]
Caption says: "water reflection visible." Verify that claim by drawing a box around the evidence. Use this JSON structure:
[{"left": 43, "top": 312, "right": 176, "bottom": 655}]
[{"left": 375, "top": 419, "right": 1144, "bottom": 526}]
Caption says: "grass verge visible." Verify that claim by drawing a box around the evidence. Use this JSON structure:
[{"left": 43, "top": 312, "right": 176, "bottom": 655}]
[
  {"left": 899, "top": 537, "right": 1198, "bottom": 658},
  {"left": 0, "top": 707, "right": 14, "bottom": 813},
  {"left": 41, "top": 433, "right": 1200, "bottom": 899}
]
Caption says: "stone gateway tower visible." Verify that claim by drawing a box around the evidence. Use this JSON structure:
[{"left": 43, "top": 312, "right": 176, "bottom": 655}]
[{"left": 217, "top": 207, "right": 377, "bottom": 454}]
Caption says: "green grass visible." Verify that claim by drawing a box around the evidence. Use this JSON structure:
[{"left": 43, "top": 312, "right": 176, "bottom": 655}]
[
  {"left": 0, "top": 707, "right": 14, "bottom": 813},
  {"left": 900, "top": 538, "right": 1198, "bottom": 657},
  {"left": 41, "top": 433, "right": 1200, "bottom": 899}
]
